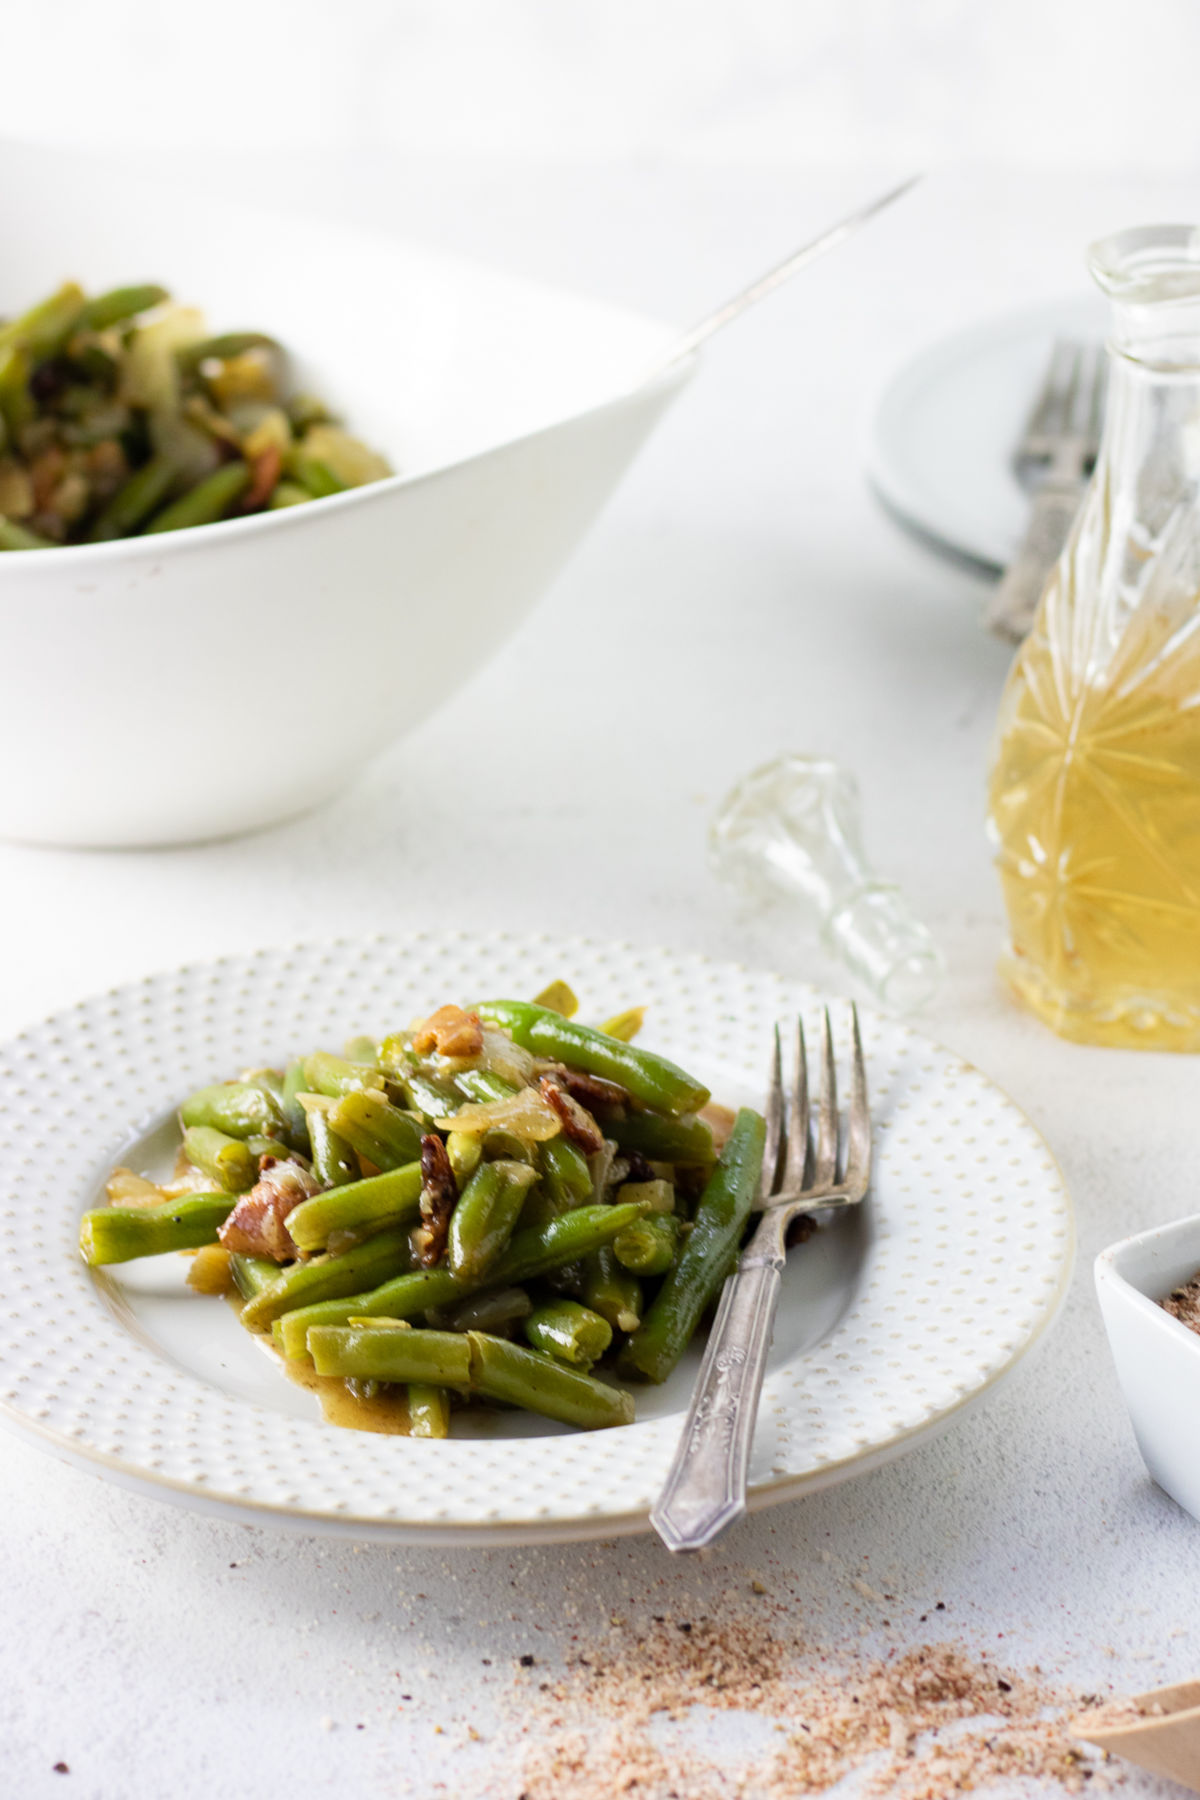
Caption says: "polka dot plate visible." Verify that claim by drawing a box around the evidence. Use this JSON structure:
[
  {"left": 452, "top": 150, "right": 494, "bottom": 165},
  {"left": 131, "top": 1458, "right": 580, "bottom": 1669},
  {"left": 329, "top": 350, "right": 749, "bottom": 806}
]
[{"left": 0, "top": 932, "right": 1073, "bottom": 1543}]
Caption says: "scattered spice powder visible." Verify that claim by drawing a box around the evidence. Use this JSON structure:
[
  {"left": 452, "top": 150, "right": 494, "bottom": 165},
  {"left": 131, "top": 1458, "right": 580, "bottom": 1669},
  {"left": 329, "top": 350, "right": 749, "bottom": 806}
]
[
  {"left": 1161, "top": 1275, "right": 1200, "bottom": 1334},
  {"left": 475, "top": 1615, "right": 1119, "bottom": 1799}
]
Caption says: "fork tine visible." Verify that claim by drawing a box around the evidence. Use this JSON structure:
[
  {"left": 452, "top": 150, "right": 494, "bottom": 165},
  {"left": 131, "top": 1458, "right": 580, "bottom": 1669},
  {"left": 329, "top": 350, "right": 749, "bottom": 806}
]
[
  {"left": 760, "top": 1023, "right": 784, "bottom": 1200},
  {"left": 812, "top": 1008, "right": 838, "bottom": 1190},
  {"left": 842, "top": 1004, "right": 872, "bottom": 1196},
  {"left": 782, "top": 1016, "right": 809, "bottom": 1193}
]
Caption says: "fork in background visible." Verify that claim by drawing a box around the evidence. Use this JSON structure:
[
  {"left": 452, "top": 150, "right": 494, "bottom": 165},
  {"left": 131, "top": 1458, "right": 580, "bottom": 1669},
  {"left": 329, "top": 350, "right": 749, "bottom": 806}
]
[
  {"left": 650, "top": 1006, "right": 871, "bottom": 1554},
  {"left": 986, "top": 338, "right": 1108, "bottom": 643}
]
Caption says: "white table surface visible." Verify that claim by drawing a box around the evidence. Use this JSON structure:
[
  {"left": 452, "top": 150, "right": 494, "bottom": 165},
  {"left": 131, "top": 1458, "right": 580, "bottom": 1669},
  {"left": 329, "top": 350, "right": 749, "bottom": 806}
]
[{"left": 2, "top": 158, "right": 1198, "bottom": 1799}]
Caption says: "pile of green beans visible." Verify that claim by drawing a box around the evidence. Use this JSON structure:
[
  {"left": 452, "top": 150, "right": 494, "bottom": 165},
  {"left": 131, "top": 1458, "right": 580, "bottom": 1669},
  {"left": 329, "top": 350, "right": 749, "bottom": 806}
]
[
  {"left": 78, "top": 987, "right": 767, "bottom": 1439},
  {"left": 0, "top": 280, "right": 391, "bottom": 549}
]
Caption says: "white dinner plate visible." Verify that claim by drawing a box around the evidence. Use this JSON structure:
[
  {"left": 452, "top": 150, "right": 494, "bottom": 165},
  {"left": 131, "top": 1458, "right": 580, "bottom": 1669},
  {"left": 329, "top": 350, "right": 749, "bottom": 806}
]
[
  {"left": 0, "top": 932, "right": 1073, "bottom": 1544},
  {"left": 869, "top": 297, "right": 1107, "bottom": 572}
]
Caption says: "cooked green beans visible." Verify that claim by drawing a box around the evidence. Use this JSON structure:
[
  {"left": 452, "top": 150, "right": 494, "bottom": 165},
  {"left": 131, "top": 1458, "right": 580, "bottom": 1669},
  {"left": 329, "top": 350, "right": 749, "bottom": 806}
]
[
  {"left": 619, "top": 1107, "right": 766, "bottom": 1383},
  {"left": 180, "top": 1081, "right": 284, "bottom": 1141},
  {"left": 241, "top": 1225, "right": 417, "bottom": 1332},
  {"left": 524, "top": 1299, "right": 612, "bottom": 1368},
  {"left": 408, "top": 1384, "right": 451, "bottom": 1438},
  {"left": 308, "top": 1109, "right": 358, "bottom": 1188},
  {"left": 475, "top": 1001, "right": 710, "bottom": 1116},
  {"left": 446, "top": 1160, "right": 537, "bottom": 1283},
  {"left": 143, "top": 461, "right": 250, "bottom": 534},
  {"left": 466, "top": 1332, "right": 633, "bottom": 1429},
  {"left": 0, "top": 279, "right": 390, "bottom": 547},
  {"left": 80, "top": 1194, "right": 231, "bottom": 1266},
  {"left": 83, "top": 990, "right": 767, "bottom": 1440},
  {"left": 310, "top": 1325, "right": 471, "bottom": 1388},
  {"left": 327, "top": 1089, "right": 422, "bottom": 1171},
  {"left": 181, "top": 1125, "right": 257, "bottom": 1194},
  {"left": 273, "top": 1201, "right": 646, "bottom": 1361},
  {"left": 285, "top": 1164, "right": 424, "bottom": 1253},
  {"left": 612, "top": 1211, "right": 681, "bottom": 1276}
]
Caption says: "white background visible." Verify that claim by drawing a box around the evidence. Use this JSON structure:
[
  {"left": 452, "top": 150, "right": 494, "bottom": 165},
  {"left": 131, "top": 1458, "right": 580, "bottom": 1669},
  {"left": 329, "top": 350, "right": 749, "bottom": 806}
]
[
  {"left": 5, "top": 0, "right": 1200, "bottom": 169},
  {"left": 3, "top": 9, "right": 1200, "bottom": 1799}
]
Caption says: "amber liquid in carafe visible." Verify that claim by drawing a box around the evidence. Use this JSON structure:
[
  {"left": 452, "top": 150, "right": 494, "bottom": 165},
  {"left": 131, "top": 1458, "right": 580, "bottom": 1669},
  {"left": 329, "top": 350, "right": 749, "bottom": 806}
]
[{"left": 990, "top": 581, "right": 1200, "bottom": 1049}]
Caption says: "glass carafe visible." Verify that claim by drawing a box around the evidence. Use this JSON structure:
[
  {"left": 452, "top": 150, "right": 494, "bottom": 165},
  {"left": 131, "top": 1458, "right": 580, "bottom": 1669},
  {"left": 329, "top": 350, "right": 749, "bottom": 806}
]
[{"left": 990, "top": 225, "right": 1200, "bottom": 1049}]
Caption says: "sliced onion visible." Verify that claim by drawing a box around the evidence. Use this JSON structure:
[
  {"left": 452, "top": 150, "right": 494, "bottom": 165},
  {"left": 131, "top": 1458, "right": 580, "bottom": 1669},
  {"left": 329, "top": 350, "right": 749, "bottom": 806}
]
[{"left": 435, "top": 1086, "right": 561, "bottom": 1143}]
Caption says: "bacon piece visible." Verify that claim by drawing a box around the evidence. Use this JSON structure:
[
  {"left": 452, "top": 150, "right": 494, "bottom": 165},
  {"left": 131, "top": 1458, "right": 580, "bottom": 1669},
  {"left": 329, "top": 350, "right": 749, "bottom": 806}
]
[
  {"left": 541, "top": 1064, "right": 629, "bottom": 1116},
  {"left": 412, "top": 1133, "right": 458, "bottom": 1268},
  {"left": 539, "top": 1075, "right": 605, "bottom": 1155},
  {"left": 217, "top": 1156, "right": 320, "bottom": 1262},
  {"left": 242, "top": 443, "right": 282, "bottom": 511},
  {"left": 412, "top": 1004, "right": 484, "bottom": 1059}
]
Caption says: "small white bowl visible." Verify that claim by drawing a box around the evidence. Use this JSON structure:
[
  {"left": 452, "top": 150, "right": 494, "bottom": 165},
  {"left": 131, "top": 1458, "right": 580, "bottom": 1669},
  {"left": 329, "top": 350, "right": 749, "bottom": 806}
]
[
  {"left": 1096, "top": 1214, "right": 1200, "bottom": 1521},
  {"left": 0, "top": 145, "right": 691, "bottom": 846}
]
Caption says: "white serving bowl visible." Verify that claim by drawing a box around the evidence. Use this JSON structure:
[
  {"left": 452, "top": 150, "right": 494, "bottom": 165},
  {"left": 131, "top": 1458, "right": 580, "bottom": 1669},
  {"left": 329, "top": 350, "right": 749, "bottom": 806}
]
[
  {"left": 1096, "top": 1214, "right": 1200, "bottom": 1521},
  {"left": 0, "top": 146, "right": 690, "bottom": 846}
]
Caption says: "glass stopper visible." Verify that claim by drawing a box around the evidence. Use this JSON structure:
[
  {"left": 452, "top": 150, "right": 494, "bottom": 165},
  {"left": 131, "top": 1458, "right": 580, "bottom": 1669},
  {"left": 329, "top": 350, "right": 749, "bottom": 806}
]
[{"left": 710, "top": 753, "right": 944, "bottom": 1013}]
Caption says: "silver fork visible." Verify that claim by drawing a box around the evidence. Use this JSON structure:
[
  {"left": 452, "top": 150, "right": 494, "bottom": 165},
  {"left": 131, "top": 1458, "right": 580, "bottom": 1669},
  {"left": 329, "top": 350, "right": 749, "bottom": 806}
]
[
  {"left": 650, "top": 1007, "right": 871, "bottom": 1554},
  {"left": 986, "top": 338, "right": 1108, "bottom": 643}
]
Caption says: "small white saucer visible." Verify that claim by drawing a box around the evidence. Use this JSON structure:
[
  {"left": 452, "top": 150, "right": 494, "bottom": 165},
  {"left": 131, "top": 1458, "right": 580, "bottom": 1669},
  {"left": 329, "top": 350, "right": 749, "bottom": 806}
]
[{"left": 869, "top": 297, "right": 1107, "bottom": 572}]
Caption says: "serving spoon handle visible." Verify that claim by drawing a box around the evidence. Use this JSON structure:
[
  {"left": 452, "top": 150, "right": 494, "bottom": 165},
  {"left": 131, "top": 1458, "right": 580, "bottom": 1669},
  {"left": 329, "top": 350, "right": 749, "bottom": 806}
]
[{"left": 653, "top": 174, "right": 922, "bottom": 372}]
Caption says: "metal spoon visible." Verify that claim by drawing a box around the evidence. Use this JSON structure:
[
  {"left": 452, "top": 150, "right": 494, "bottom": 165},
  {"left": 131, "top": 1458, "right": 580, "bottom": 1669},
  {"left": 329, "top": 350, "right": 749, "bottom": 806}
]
[{"left": 651, "top": 173, "right": 923, "bottom": 373}]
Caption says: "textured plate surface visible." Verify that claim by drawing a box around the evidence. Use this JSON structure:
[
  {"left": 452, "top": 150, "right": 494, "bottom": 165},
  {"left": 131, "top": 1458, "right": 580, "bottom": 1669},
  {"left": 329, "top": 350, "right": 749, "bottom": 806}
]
[
  {"left": 0, "top": 932, "right": 1073, "bottom": 1542},
  {"left": 869, "top": 297, "right": 1106, "bottom": 572}
]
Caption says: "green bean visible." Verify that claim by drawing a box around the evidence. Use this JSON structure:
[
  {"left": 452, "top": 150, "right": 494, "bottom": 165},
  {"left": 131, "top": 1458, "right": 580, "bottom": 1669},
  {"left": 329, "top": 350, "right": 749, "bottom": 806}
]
[
  {"left": 304, "top": 1051, "right": 385, "bottom": 1098},
  {"left": 541, "top": 1136, "right": 593, "bottom": 1204},
  {"left": 245, "top": 1134, "right": 284, "bottom": 1160},
  {"left": 343, "top": 1035, "right": 379, "bottom": 1064},
  {"left": 181, "top": 1125, "right": 257, "bottom": 1194},
  {"left": 180, "top": 1081, "right": 285, "bottom": 1141},
  {"left": 608, "top": 1111, "right": 715, "bottom": 1166},
  {"left": 618, "top": 1107, "right": 766, "bottom": 1383},
  {"left": 481, "top": 1129, "right": 537, "bottom": 1166},
  {"left": 88, "top": 453, "right": 176, "bottom": 541},
  {"left": 268, "top": 480, "right": 311, "bottom": 509},
  {"left": 143, "top": 461, "right": 250, "bottom": 533},
  {"left": 240, "top": 1225, "right": 416, "bottom": 1331},
  {"left": 80, "top": 1194, "right": 231, "bottom": 1265},
  {"left": 273, "top": 1200, "right": 646, "bottom": 1360},
  {"left": 308, "top": 1109, "right": 359, "bottom": 1188},
  {"left": 429, "top": 1286, "right": 532, "bottom": 1333},
  {"left": 176, "top": 331, "right": 280, "bottom": 373},
  {"left": 397, "top": 1070, "right": 461, "bottom": 1121},
  {"left": 0, "top": 346, "right": 32, "bottom": 439},
  {"left": 310, "top": 1325, "right": 472, "bottom": 1388},
  {"left": 475, "top": 1001, "right": 709, "bottom": 1117},
  {"left": 230, "top": 1253, "right": 279, "bottom": 1300},
  {"left": 285, "top": 1164, "right": 423, "bottom": 1254},
  {"left": 581, "top": 1247, "right": 642, "bottom": 1334},
  {"left": 446, "top": 1160, "right": 537, "bottom": 1285},
  {"left": 454, "top": 1069, "right": 518, "bottom": 1104},
  {"left": 466, "top": 1333, "right": 633, "bottom": 1430},
  {"left": 524, "top": 1298, "right": 612, "bottom": 1368},
  {"left": 287, "top": 453, "right": 346, "bottom": 498},
  {"left": 327, "top": 1089, "right": 423, "bottom": 1171},
  {"left": 272, "top": 1059, "right": 309, "bottom": 1156},
  {"left": 273, "top": 1265, "right": 459, "bottom": 1359},
  {"left": 0, "top": 282, "right": 85, "bottom": 358},
  {"left": 446, "top": 1130, "right": 483, "bottom": 1184},
  {"left": 77, "top": 285, "right": 169, "bottom": 333},
  {"left": 408, "top": 1384, "right": 451, "bottom": 1438},
  {"left": 0, "top": 517, "right": 51, "bottom": 551},
  {"left": 612, "top": 1212, "right": 681, "bottom": 1277}
]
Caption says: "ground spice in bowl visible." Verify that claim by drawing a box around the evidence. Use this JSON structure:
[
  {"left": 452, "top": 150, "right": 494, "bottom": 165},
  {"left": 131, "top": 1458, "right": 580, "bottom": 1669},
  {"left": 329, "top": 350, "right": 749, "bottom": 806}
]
[{"left": 1161, "top": 1276, "right": 1200, "bottom": 1333}]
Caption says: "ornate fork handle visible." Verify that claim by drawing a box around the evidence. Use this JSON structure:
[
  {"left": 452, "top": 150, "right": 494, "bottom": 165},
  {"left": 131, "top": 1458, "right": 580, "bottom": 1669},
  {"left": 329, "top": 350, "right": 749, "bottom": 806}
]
[{"left": 649, "top": 1211, "right": 787, "bottom": 1554}]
